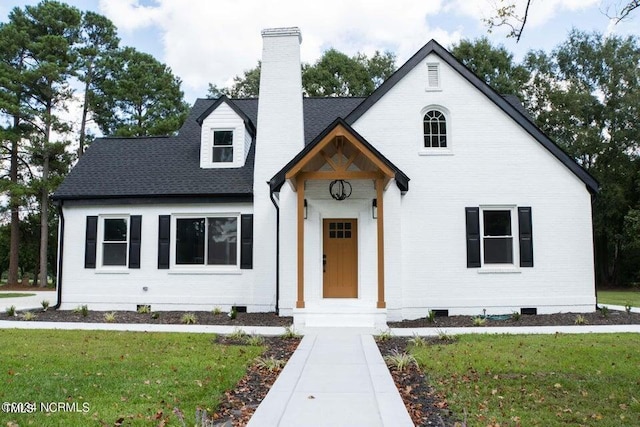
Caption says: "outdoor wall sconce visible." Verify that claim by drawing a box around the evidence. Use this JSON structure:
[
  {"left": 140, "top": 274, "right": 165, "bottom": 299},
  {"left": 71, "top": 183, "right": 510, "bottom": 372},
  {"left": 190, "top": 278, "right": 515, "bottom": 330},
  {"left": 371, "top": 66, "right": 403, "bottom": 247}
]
[
  {"left": 304, "top": 199, "right": 308, "bottom": 219},
  {"left": 329, "top": 179, "right": 352, "bottom": 201},
  {"left": 372, "top": 198, "right": 378, "bottom": 219}
]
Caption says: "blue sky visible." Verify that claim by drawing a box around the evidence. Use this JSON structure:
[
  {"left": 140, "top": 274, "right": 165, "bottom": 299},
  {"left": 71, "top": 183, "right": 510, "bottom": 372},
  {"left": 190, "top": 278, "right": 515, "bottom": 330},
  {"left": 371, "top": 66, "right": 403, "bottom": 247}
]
[{"left": 2, "top": 0, "right": 639, "bottom": 104}]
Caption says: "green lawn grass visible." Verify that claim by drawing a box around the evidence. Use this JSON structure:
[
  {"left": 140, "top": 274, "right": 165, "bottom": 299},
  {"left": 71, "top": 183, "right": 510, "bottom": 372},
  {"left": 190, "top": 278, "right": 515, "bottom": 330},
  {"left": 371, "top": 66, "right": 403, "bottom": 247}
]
[
  {"left": 598, "top": 290, "right": 640, "bottom": 307},
  {"left": 0, "top": 293, "right": 36, "bottom": 298},
  {"left": 0, "top": 329, "right": 262, "bottom": 426},
  {"left": 412, "top": 334, "right": 640, "bottom": 426}
]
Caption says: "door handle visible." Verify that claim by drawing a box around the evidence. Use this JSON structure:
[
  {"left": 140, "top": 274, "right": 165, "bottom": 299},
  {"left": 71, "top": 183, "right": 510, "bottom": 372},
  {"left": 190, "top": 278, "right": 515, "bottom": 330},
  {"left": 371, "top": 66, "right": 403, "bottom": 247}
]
[{"left": 323, "top": 254, "right": 326, "bottom": 273}]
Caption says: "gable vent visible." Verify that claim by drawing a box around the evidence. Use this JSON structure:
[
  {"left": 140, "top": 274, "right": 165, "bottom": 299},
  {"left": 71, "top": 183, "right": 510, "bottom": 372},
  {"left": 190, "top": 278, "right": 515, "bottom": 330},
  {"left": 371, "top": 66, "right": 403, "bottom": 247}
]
[{"left": 427, "top": 63, "right": 440, "bottom": 89}]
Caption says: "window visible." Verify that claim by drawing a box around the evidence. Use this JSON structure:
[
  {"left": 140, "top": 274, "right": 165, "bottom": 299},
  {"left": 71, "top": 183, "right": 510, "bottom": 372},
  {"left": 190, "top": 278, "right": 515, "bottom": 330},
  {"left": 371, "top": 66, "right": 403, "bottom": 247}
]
[
  {"left": 212, "top": 130, "right": 233, "bottom": 163},
  {"left": 423, "top": 110, "right": 447, "bottom": 148},
  {"left": 465, "top": 206, "right": 533, "bottom": 269},
  {"left": 102, "top": 218, "right": 128, "bottom": 266},
  {"left": 175, "top": 217, "right": 238, "bottom": 266},
  {"left": 482, "top": 210, "right": 513, "bottom": 264}
]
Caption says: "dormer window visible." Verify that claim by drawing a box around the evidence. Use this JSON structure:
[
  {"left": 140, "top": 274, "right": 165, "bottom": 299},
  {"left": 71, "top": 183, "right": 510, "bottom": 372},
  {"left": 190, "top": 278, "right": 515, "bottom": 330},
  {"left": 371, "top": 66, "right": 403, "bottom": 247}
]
[{"left": 212, "top": 130, "right": 234, "bottom": 163}]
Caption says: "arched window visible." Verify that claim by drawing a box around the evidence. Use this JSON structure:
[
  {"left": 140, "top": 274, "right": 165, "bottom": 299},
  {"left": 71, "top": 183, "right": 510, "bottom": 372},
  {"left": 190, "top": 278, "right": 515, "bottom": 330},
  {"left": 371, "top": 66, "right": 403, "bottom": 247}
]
[{"left": 423, "top": 110, "right": 447, "bottom": 148}]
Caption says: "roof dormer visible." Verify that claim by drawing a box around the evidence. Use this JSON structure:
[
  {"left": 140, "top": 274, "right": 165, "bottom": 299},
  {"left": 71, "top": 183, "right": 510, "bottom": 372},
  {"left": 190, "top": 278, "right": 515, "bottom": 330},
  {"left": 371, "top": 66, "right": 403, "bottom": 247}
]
[{"left": 196, "top": 96, "right": 255, "bottom": 169}]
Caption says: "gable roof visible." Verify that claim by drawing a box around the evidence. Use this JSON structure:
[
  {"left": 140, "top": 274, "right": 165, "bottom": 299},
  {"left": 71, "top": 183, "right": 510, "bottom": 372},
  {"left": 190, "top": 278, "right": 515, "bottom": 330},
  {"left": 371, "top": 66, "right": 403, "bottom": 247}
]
[
  {"left": 196, "top": 95, "right": 256, "bottom": 135},
  {"left": 270, "top": 118, "right": 409, "bottom": 193},
  {"left": 345, "top": 39, "right": 599, "bottom": 193}
]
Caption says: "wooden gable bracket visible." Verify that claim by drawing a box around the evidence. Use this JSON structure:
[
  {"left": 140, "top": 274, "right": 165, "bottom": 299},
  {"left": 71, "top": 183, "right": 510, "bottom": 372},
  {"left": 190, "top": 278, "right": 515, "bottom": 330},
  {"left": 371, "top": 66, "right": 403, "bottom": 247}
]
[{"left": 285, "top": 124, "right": 395, "bottom": 190}]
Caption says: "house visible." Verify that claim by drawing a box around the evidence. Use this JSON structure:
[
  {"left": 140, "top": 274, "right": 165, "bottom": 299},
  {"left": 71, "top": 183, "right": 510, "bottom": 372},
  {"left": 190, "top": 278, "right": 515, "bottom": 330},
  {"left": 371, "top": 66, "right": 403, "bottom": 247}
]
[{"left": 53, "top": 27, "right": 598, "bottom": 327}]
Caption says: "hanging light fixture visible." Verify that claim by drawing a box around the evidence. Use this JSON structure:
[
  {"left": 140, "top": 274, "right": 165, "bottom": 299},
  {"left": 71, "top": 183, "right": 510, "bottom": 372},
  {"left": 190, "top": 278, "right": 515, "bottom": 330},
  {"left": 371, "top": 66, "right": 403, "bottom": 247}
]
[{"left": 329, "top": 179, "right": 352, "bottom": 201}]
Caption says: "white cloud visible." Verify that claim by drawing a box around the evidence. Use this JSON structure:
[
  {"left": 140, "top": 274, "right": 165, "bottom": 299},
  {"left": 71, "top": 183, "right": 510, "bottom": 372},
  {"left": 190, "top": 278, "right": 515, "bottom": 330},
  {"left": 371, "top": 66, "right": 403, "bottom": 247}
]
[{"left": 98, "top": 0, "right": 468, "bottom": 100}]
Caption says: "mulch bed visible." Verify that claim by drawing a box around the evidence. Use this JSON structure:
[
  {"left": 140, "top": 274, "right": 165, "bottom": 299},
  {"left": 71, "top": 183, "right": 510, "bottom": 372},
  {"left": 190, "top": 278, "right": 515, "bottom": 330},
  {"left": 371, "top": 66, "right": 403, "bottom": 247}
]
[
  {"left": 377, "top": 337, "right": 456, "bottom": 427},
  {"left": 3, "top": 309, "right": 293, "bottom": 327},
  {"left": 389, "top": 309, "right": 640, "bottom": 328},
  {"left": 210, "top": 335, "right": 301, "bottom": 427}
]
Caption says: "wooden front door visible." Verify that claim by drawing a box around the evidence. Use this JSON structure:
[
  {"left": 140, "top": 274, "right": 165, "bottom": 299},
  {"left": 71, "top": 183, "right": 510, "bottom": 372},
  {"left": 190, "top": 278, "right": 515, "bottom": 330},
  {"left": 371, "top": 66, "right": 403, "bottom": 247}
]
[{"left": 323, "top": 219, "right": 358, "bottom": 298}]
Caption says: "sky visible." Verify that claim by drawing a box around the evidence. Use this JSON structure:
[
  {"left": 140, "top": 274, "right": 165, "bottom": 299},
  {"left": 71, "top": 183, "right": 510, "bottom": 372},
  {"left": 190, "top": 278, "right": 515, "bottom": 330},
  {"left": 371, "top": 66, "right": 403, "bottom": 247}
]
[{"left": 1, "top": 0, "right": 639, "bottom": 105}]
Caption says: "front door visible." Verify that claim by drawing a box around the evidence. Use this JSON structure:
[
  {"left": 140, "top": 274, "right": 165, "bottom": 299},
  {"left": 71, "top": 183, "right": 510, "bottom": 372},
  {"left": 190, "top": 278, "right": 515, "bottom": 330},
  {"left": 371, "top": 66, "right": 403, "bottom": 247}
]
[{"left": 323, "top": 219, "right": 358, "bottom": 298}]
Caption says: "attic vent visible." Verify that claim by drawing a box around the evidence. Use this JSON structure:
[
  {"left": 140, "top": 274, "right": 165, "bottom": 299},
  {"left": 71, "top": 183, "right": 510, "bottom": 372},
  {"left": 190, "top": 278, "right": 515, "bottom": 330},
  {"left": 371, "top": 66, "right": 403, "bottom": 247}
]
[{"left": 427, "top": 63, "right": 440, "bottom": 89}]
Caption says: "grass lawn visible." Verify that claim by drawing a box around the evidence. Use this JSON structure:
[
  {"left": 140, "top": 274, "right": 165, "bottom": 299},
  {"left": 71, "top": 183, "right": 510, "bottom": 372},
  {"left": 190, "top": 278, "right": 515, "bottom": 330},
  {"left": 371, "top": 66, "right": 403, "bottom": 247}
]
[
  {"left": 0, "top": 329, "right": 262, "bottom": 426},
  {"left": 412, "top": 334, "right": 640, "bottom": 426},
  {"left": 597, "top": 290, "right": 640, "bottom": 307},
  {"left": 0, "top": 293, "right": 36, "bottom": 298}
]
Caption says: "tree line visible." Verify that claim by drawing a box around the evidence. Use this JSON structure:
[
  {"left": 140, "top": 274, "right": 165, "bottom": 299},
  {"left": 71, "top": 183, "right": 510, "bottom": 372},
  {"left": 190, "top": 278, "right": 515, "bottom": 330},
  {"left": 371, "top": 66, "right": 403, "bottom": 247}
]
[
  {"left": 0, "top": 1, "right": 188, "bottom": 286},
  {"left": 1, "top": 1, "right": 638, "bottom": 289}
]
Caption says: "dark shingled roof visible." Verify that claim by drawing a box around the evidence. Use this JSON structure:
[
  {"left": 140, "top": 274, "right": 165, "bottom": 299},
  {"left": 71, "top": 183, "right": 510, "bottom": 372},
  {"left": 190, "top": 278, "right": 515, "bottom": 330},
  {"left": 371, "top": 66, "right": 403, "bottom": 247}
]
[{"left": 53, "top": 97, "right": 364, "bottom": 201}]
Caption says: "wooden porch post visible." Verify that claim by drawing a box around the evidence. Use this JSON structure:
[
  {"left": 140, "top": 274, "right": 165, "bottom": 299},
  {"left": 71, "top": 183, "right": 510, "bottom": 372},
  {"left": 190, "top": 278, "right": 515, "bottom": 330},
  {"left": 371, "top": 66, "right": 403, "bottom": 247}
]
[
  {"left": 376, "top": 178, "right": 386, "bottom": 308},
  {"left": 296, "top": 180, "right": 305, "bottom": 308}
]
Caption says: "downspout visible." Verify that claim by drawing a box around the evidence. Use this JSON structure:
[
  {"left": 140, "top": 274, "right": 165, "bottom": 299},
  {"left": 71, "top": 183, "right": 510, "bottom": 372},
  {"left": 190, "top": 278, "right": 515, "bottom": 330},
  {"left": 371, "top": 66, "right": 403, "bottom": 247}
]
[
  {"left": 52, "top": 201, "right": 64, "bottom": 310},
  {"left": 269, "top": 189, "right": 280, "bottom": 314},
  {"left": 591, "top": 189, "right": 598, "bottom": 311}
]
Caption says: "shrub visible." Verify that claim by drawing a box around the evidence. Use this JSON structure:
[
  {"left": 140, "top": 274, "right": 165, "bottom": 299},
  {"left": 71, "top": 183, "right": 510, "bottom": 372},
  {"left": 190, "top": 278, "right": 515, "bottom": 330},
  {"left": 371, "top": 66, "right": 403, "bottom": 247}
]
[
  {"left": 104, "top": 312, "right": 116, "bottom": 323},
  {"left": 625, "top": 303, "right": 632, "bottom": 314},
  {"left": 228, "top": 306, "right": 237, "bottom": 319},
  {"left": 41, "top": 300, "right": 50, "bottom": 311},
  {"left": 599, "top": 305, "right": 610, "bottom": 318},
  {"left": 245, "top": 334, "right": 265, "bottom": 346},
  {"left": 408, "top": 333, "right": 428, "bottom": 348},
  {"left": 229, "top": 328, "right": 248, "bottom": 341},
  {"left": 21, "top": 311, "right": 36, "bottom": 321},
  {"left": 151, "top": 312, "right": 160, "bottom": 319},
  {"left": 255, "top": 356, "right": 286, "bottom": 372},
  {"left": 137, "top": 305, "right": 151, "bottom": 314},
  {"left": 181, "top": 313, "right": 198, "bottom": 324},
  {"left": 6, "top": 305, "right": 16, "bottom": 317},
  {"left": 472, "top": 316, "right": 487, "bottom": 327},
  {"left": 511, "top": 311, "right": 521, "bottom": 321},
  {"left": 73, "top": 305, "right": 89, "bottom": 317},
  {"left": 375, "top": 329, "right": 392, "bottom": 342},
  {"left": 574, "top": 314, "right": 588, "bottom": 325},
  {"left": 212, "top": 307, "right": 223, "bottom": 315},
  {"left": 281, "top": 326, "right": 300, "bottom": 339},
  {"left": 437, "top": 329, "right": 456, "bottom": 342},
  {"left": 383, "top": 349, "right": 417, "bottom": 372},
  {"left": 426, "top": 310, "right": 436, "bottom": 323}
]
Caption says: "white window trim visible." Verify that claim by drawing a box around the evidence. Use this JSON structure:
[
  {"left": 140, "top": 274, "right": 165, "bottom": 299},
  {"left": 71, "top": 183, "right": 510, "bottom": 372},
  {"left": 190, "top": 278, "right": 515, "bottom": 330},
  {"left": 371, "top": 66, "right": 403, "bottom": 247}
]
[
  {"left": 96, "top": 214, "right": 130, "bottom": 271},
  {"left": 170, "top": 213, "right": 241, "bottom": 272},
  {"left": 211, "top": 129, "right": 235, "bottom": 164},
  {"left": 419, "top": 105, "right": 453, "bottom": 156},
  {"left": 478, "top": 205, "right": 520, "bottom": 273},
  {"left": 425, "top": 62, "right": 442, "bottom": 91}
]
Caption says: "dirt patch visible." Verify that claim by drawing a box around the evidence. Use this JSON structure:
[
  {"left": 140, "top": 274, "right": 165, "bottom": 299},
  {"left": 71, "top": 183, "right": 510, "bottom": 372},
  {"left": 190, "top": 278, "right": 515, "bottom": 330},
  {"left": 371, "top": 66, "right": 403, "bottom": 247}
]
[
  {"left": 3, "top": 309, "right": 293, "bottom": 327},
  {"left": 377, "top": 337, "right": 457, "bottom": 426},
  {"left": 210, "top": 336, "right": 301, "bottom": 426},
  {"left": 388, "top": 310, "right": 640, "bottom": 328}
]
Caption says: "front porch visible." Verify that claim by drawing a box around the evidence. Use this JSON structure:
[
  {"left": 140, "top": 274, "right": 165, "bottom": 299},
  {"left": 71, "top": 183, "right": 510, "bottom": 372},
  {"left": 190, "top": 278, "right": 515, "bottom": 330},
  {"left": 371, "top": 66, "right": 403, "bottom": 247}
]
[{"left": 270, "top": 119, "right": 409, "bottom": 327}]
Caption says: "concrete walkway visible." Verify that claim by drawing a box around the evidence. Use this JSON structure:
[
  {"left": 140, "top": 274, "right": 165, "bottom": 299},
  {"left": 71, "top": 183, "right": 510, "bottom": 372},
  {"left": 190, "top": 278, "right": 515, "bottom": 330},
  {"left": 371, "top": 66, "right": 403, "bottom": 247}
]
[
  {"left": 247, "top": 328, "right": 413, "bottom": 427},
  {"left": 0, "top": 290, "right": 57, "bottom": 311}
]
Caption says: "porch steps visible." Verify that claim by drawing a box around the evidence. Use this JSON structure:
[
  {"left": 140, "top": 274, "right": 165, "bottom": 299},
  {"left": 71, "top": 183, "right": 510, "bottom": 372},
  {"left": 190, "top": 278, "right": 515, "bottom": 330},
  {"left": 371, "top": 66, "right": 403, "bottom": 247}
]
[{"left": 294, "top": 303, "right": 387, "bottom": 329}]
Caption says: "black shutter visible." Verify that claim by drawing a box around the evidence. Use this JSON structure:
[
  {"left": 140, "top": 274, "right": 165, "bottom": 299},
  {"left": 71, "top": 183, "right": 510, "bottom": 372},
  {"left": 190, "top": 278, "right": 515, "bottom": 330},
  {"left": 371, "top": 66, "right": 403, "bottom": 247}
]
[
  {"left": 465, "top": 207, "right": 481, "bottom": 268},
  {"left": 240, "top": 214, "right": 253, "bottom": 269},
  {"left": 518, "top": 207, "right": 534, "bottom": 267},
  {"left": 129, "top": 215, "right": 142, "bottom": 269},
  {"left": 158, "top": 215, "right": 170, "bottom": 269},
  {"left": 84, "top": 216, "right": 98, "bottom": 269}
]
